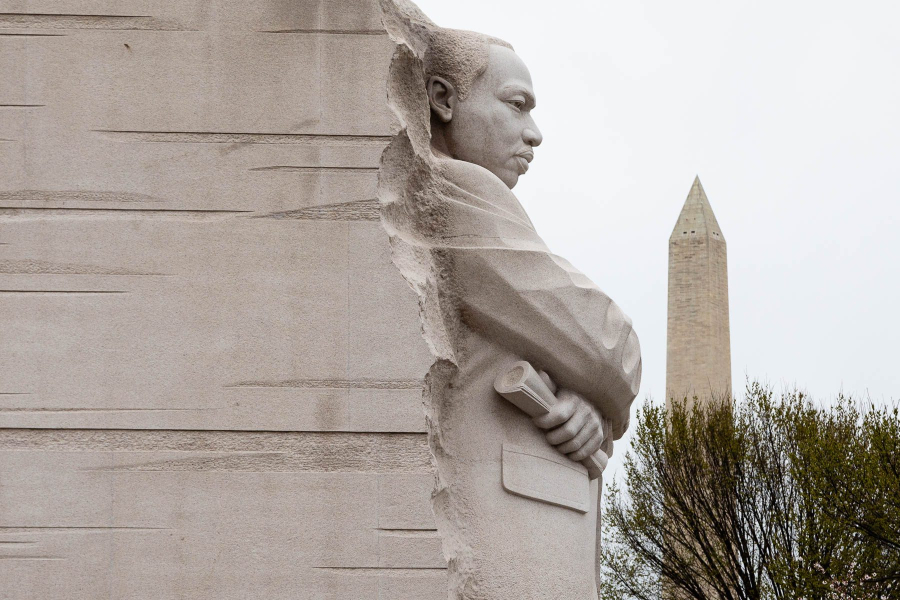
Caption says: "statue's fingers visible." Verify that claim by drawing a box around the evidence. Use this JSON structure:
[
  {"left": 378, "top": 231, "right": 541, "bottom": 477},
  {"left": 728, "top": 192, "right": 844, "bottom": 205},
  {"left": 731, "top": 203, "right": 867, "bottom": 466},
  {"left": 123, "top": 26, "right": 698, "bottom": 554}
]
[
  {"left": 545, "top": 405, "right": 589, "bottom": 445},
  {"left": 556, "top": 389, "right": 584, "bottom": 404},
  {"left": 599, "top": 418, "right": 614, "bottom": 456},
  {"left": 555, "top": 418, "right": 598, "bottom": 454},
  {"left": 532, "top": 398, "right": 575, "bottom": 430},
  {"left": 598, "top": 416, "right": 609, "bottom": 440},
  {"left": 568, "top": 431, "right": 604, "bottom": 462},
  {"left": 538, "top": 370, "right": 557, "bottom": 394}
]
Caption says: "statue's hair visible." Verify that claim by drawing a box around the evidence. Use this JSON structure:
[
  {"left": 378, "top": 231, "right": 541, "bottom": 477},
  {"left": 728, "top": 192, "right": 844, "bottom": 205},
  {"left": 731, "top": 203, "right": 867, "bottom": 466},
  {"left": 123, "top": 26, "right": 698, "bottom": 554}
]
[{"left": 424, "top": 28, "right": 513, "bottom": 100}]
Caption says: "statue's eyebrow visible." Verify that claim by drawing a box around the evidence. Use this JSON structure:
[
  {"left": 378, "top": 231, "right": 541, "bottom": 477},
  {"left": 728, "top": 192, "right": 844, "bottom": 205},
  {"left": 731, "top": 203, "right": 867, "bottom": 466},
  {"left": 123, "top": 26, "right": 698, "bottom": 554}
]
[{"left": 499, "top": 84, "right": 536, "bottom": 108}]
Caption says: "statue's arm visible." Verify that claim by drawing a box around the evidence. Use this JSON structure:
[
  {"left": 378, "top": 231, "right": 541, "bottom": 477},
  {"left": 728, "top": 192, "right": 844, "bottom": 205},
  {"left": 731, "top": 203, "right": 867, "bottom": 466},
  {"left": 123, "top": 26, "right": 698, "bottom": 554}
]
[{"left": 452, "top": 245, "right": 641, "bottom": 438}]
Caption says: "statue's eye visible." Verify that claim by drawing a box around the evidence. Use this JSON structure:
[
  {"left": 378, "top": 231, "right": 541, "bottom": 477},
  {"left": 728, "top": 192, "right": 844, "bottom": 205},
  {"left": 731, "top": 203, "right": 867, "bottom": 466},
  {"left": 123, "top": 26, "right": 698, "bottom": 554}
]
[{"left": 508, "top": 99, "right": 525, "bottom": 111}]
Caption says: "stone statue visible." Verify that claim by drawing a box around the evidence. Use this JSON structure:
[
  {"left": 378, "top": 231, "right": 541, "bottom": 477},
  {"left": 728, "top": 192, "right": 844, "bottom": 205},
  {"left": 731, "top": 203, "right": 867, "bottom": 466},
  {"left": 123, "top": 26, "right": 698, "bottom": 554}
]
[{"left": 379, "top": 3, "right": 642, "bottom": 597}]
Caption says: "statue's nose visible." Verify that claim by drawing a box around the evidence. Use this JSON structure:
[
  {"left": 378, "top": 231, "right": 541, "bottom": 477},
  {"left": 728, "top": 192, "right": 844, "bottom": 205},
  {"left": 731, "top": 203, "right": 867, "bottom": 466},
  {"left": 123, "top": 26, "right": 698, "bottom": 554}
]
[{"left": 524, "top": 120, "right": 543, "bottom": 147}]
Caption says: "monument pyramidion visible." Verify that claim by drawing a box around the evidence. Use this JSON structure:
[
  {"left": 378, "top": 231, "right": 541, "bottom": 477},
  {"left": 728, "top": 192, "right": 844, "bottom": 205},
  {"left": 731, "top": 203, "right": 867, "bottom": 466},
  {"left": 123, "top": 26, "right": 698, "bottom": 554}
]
[{"left": 666, "top": 176, "right": 732, "bottom": 407}]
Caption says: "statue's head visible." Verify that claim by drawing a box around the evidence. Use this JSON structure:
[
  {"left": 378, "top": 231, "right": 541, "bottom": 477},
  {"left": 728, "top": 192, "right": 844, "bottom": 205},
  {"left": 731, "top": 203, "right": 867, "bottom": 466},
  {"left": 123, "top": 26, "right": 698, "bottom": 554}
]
[{"left": 425, "top": 28, "right": 542, "bottom": 189}]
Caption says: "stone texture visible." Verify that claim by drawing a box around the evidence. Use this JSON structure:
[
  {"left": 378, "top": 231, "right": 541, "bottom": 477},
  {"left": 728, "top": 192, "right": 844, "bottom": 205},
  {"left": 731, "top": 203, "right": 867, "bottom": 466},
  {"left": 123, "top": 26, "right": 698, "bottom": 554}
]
[
  {"left": 3, "top": 2, "right": 645, "bottom": 598},
  {"left": 0, "top": 1, "right": 439, "bottom": 597},
  {"left": 377, "top": 5, "right": 642, "bottom": 598},
  {"left": 666, "top": 176, "right": 732, "bottom": 406}
]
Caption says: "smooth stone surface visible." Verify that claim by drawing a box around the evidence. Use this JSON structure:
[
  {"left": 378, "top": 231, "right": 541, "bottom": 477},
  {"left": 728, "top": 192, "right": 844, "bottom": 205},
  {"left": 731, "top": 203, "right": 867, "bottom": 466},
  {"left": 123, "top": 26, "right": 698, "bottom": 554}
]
[
  {"left": 0, "top": 2, "right": 438, "bottom": 598},
  {"left": 3, "top": 1, "right": 646, "bottom": 598}
]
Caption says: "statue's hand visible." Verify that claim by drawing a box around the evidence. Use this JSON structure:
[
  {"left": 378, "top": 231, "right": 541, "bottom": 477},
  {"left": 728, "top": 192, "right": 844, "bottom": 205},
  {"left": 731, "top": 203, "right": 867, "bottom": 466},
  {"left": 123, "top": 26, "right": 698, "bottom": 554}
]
[{"left": 532, "top": 382, "right": 607, "bottom": 463}]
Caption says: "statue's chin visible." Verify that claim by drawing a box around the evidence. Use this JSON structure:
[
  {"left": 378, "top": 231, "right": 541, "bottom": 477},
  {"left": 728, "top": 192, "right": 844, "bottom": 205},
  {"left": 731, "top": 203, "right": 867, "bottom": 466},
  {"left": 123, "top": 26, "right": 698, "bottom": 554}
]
[{"left": 497, "top": 170, "right": 519, "bottom": 190}]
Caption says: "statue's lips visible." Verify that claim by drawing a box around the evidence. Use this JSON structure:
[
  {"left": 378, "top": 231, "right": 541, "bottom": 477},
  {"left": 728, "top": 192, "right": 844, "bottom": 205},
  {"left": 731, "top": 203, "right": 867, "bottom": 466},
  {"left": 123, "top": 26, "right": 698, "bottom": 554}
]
[{"left": 515, "top": 150, "right": 534, "bottom": 174}]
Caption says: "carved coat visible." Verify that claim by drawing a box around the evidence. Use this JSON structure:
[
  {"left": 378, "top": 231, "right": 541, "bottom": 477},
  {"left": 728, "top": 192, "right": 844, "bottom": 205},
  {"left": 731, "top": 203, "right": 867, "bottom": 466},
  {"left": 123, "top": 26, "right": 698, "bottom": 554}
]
[{"left": 387, "top": 152, "right": 641, "bottom": 599}]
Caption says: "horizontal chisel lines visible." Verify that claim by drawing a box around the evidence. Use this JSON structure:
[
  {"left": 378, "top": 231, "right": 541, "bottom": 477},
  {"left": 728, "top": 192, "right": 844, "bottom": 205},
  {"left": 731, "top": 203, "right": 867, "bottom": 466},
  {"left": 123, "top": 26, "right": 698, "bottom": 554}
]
[
  {"left": 0, "top": 32, "right": 66, "bottom": 37},
  {"left": 225, "top": 378, "right": 422, "bottom": 390},
  {"left": 0, "top": 16, "right": 388, "bottom": 34},
  {"left": 254, "top": 199, "right": 381, "bottom": 221},
  {"left": 0, "top": 429, "right": 431, "bottom": 473},
  {"left": 0, "top": 526, "right": 168, "bottom": 534},
  {"left": 0, "top": 207, "right": 251, "bottom": 220},
  {"left": 0, "top": 190, "right": 161, "bottom": 203},
  {"left": 259, "top": 29, "right": 387, "bottom": 35},
  {"left": 0, "top": 408, "right": 206, "bottom": 413},
  {"left": 314, "top": 567, "right": 446, "bottom": 577},
  {"left": 0, "top": 13, "right": 188, "bottom": 31},
  {"left": 0, "top": 289, "right": 126, "bottom": 294},
  {"left": 0, "top": 259, "right": 166, "bottom": 276},
  {"left": 95, "top": 451, "right": 288, "bottom": 472},
  {"left": 0, "top": 104, "right": 44, "bottom": 108},
  {"left": 95, "top": 131, "right": 393, "bottom": 147},
  {"left": 250, "top": 166, "right": 378, "bottom": 174},
  {"left": 376, "top": 529, "right": 440, "bottom": 538}
]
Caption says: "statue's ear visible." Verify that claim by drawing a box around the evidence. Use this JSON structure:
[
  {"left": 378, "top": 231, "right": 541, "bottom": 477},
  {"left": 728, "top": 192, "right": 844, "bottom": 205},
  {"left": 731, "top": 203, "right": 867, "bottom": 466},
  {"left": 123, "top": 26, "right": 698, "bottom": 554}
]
[{"left": 427, "top": 76, "right": 456, "bottom": 123}]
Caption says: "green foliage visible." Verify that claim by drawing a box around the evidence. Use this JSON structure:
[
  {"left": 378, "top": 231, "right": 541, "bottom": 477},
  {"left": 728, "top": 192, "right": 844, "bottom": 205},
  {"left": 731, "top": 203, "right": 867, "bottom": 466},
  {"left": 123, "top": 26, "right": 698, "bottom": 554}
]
[{"left": 600, "top": 383, "right": 900, "bottom": 600}]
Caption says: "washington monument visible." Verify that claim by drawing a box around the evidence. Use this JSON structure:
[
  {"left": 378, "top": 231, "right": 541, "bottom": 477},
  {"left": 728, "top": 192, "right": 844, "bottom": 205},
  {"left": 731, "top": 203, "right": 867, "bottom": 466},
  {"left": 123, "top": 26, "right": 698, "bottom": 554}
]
[{"left": 666, "top": 176, "right": 732, "bottom": 406}]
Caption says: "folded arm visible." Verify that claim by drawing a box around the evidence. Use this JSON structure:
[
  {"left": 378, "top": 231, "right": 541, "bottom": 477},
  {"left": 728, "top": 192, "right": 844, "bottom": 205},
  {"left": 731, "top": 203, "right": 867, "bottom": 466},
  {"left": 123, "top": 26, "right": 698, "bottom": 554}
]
[{"left": 450, "top": 246, "right": 641, "bottom": 439}]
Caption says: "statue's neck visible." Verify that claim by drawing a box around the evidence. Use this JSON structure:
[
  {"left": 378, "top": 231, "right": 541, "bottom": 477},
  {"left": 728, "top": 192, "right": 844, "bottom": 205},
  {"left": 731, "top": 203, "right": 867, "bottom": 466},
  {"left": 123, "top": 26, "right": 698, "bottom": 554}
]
[{"left": 429, "top": 115, "right": 453, "bottom": 158}]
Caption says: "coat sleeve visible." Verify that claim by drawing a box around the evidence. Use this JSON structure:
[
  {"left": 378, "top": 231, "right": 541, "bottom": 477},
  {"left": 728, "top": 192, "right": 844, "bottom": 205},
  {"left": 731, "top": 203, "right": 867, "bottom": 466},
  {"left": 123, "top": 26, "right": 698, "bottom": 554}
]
[{"left": 449, "top": 245, "right": 641, "bottom": 439}]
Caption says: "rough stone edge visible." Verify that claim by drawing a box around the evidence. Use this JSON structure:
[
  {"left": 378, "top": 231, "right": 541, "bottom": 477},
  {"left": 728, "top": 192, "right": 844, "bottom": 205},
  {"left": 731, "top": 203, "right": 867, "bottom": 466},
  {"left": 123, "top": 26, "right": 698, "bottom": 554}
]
[{"left": 375, "top": 1, "right": 474, "bottom": 597}]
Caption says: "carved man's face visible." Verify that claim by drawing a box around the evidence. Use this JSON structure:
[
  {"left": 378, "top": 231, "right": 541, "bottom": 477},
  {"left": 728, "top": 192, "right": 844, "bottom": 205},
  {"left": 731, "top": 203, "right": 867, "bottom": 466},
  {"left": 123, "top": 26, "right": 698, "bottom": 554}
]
[{"left": 429, "top": 45, "right": 543, "bottom": 189}]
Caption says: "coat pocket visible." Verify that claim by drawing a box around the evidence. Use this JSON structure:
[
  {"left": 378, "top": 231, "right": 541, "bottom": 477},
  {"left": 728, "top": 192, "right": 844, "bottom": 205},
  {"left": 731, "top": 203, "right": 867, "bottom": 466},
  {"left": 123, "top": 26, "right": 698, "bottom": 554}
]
[{"left": 501, "top": 443, "right": 591, "bottom": 513}]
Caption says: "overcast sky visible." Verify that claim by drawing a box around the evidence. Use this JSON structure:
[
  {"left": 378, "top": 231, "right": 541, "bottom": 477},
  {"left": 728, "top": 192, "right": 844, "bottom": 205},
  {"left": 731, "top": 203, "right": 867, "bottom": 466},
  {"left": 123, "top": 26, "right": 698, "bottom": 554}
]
[{"left": 412, "top": 0, "right": 900, "bottom": 478}]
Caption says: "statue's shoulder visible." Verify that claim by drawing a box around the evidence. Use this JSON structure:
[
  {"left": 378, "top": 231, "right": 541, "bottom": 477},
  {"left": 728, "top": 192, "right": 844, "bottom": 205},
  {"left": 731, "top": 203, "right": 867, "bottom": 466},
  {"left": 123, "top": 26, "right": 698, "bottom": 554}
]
[{"left": 433, "top": 155, "right": 532, "bottom": 225}]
